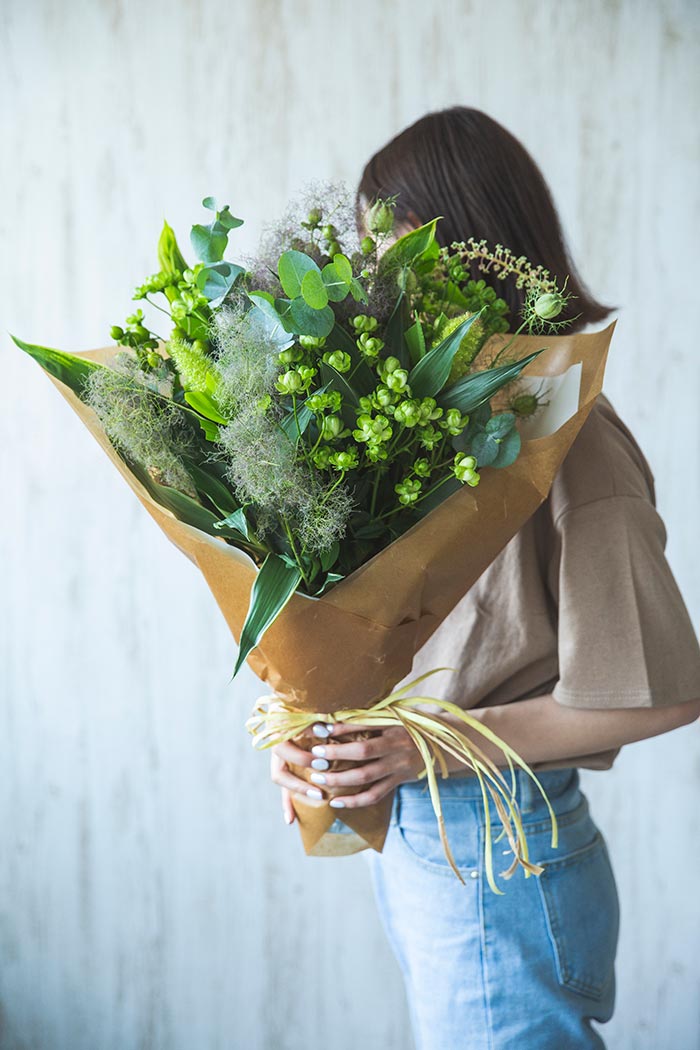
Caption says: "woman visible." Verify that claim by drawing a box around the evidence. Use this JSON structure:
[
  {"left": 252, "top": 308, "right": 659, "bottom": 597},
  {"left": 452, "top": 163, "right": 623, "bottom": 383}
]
[{"left": 270, "top": 107, "right": 700, "bottom": 1049}]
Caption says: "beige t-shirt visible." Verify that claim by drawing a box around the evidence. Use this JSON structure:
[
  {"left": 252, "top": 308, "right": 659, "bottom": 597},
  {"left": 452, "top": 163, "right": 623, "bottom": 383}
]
[{"left": 397, "top": 392, "right": 700, "bottom": 773}]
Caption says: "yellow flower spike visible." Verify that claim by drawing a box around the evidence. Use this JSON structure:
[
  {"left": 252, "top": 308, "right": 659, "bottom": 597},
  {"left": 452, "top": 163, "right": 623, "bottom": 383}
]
[{"left": 245, "top": 667, "right": 559, "bottom": 890}]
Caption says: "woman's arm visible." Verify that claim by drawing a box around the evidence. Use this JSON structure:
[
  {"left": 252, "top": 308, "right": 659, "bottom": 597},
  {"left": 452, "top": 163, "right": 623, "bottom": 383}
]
[
  {"left": 448, "top": 692, "right": 700, "bottom": 773},
  {"left": 271, "top": 692, "right": 700, "bottom": 820}
]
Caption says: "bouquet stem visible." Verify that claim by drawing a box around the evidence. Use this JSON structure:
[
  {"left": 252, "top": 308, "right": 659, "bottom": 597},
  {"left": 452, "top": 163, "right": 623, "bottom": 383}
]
[{"left": 246, "top": 669, "right": 559, "bottom": 893}]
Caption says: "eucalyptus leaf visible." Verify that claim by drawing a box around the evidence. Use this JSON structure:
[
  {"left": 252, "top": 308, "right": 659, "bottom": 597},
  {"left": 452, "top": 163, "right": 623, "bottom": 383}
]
[
  {"left": 233, "top": 554, "right": 302, "bottom": 677},
  {"left": 288, "top": 298, "right": 335, "bottom": 338},
  {"left": 333, "top": 254, "right": 353, "bottom": 283},
  {"left": 321, "top": 262, "right": 350, "bottom": 302},
  {"left": 300, "top": 268, "right": 329, "bottom": 309},
  {"left": 190, "top": 223, "right": 228, "bottom": 264},
  {"left": 198, "top": 261, "right": 245, "bottom": 306},
  {"left": 278, "top": 250, "right": 319, "bottom": 299}
]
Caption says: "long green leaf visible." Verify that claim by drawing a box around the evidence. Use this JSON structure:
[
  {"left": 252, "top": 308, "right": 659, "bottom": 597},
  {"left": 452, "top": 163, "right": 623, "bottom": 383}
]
[
  {"left": 234, "top": 554, "right": 302, "bottom": 677},
  {"left": 408, "top": 310, "right": 485, "bottom": 399},
  {"left": 12, "top": 336, "right": 101, "bottom": 395},
  {"left": 438, "top": 348, "right": 546, "bottom": 413}
]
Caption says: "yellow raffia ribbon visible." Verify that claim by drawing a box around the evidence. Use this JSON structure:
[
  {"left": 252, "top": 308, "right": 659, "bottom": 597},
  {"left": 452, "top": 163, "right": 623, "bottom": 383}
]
[{"left": 246, "top": 668, "right": 559, "bottom": 894}]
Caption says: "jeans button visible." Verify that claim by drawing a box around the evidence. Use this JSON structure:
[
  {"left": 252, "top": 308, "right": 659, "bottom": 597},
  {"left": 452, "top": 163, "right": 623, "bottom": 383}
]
[{"left": 469, "top": 869, "right": 479, "bottom": 879}]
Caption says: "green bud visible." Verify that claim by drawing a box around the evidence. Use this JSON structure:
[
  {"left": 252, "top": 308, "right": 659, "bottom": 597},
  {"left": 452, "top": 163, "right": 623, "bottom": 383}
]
[
  {"left": 510, "top": 393, "right": 540, "bottom": 417},
  {"left": 361, "top": 235, "right": 376, "bottom": 255},
  {"left": 367, "top": 200, "right": 395, "bottom": 235},
  {"left": 157, "top": 219, "right": 188, "bottom": 276},
  {"left": 299, "top": 334, "right": 326, "bottom": 350},
  {"left": 321, "top": 224, "right": 337, "bottom": 241},
  {"left": 275, "top": 370, "right": 304, "bottom": 395},
  {"left": 327, "top": 240, "right": 341, "bottom": 258},
  {"left": 413, "top": 458, "right": 431, "bottom": 478},
  {"left": 110, "top": 325, "right": 124, "bottom": 341},
  {"left": 278, "top": 346, "right": 303, "bottom": 365},
  {"left": 534, "top": 292, "right": 564, "bottom": 321},
  {"left": 307, "top": 208, "right": 322, "bottom": 226},
  {"left": 321, "top": 415, "right": 346, "bottom": 440}
]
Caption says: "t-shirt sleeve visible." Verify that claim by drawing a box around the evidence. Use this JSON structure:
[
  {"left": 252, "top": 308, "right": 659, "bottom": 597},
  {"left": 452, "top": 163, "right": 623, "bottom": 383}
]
[{"left": 550, "top": 494, "right": 700, "bottom": 709}]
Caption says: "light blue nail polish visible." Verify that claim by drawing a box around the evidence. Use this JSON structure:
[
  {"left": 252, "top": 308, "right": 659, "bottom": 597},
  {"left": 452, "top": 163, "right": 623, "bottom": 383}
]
[
  {"left": 329, "top": 798, "right": 346, "bottom": 808},
  {"left": 311, "top": 745, "right": 327, "bottom": 757},
  {"left": 311, "top": 757, "right": 330, "bottom": 771},
  {"left": 312, "top": 723, "right": 331, "bottom": 738},
  {"left": 306, "top": 787, "right": 323, "bottom": 800},
  {"left": 310, "top": 772, "right": 327, "bottom": 785}
]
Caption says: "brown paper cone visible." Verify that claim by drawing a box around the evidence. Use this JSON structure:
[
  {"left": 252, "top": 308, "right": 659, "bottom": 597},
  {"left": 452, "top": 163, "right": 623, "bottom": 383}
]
[{"left": 45, "top": 320, "right": 615, "bottom": 857}]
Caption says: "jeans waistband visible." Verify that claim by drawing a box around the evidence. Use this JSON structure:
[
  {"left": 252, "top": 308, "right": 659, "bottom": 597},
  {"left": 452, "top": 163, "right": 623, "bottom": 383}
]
[{"left": 397, "top": 766, "right": 579, "bottom": 814}]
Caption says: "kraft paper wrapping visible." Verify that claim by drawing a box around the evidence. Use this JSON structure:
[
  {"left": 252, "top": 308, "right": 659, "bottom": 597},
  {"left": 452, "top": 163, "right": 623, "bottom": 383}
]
[{"left": 46, "top": 320, "right": 615, "bottom": 857}]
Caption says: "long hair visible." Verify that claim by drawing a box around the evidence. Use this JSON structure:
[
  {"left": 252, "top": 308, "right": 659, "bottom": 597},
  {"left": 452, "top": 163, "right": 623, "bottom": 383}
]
[{"left": 357, "top": 107, "right": 615, "bottom": 332}]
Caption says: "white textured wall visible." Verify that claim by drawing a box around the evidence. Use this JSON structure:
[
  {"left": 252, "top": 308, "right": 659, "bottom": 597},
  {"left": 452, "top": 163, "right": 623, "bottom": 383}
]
[{"left": 1, "top": 1, "right": 699, "bottom": 1048}]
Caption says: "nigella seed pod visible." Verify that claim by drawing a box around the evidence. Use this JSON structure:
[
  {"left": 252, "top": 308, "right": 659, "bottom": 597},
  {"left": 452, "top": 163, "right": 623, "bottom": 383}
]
[
  {"left": 534, "top": 292, "right": 564, "bottom": 321},
  {"left": 366, "top": 200, "right": 395, "bottom": 235}
]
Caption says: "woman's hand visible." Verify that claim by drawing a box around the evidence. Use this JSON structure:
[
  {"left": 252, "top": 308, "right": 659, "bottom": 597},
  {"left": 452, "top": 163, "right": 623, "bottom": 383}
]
[{"left": 271, "top": 721, "right": 429, "bottom": 823}]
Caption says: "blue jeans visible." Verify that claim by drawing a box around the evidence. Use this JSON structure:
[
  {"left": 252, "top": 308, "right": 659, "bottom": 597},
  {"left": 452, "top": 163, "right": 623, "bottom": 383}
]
[{"left": 363, "top": 767, "right": 620, "bottom": 1050}]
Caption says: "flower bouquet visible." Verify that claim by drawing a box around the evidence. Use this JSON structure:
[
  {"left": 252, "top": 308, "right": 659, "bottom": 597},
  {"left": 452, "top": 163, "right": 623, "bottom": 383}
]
[{"left": 14, "top": 187, "right": 615, "bottom": 891}]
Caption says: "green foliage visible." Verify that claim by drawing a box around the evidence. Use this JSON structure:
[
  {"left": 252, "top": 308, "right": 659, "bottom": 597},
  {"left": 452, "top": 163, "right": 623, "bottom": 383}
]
[
  {"left": 14, "top": 190, "right": 577, "bottom": 676},
  {"left": 233, "top": 553, "right": 303, "bottom": 677}
]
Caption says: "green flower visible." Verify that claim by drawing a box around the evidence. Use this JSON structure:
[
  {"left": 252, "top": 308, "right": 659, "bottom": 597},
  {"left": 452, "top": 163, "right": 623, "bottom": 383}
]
[
  {"left": 278, "top": 345, "right": 304, "bottom": 365},
  {"left": 320, "top": 414, "right": 349, "bottom": 441},
  {"left": 306, "top": 390, "right": 342, "bottom": 414},
  {"left": 393, "top": 398, "right": 421, "bottom": 427},
  {"left": 352, "top": 412, "right": 393, "bottom": 445},
  {"left": 275, "top": 366, "right": 316, "bottom": 395},
  {"left": 453, "top": 453, "right": 480, "bottom": 486},
  {"left": 299, "top": 334, "right": 327, "bottom": 350},
  {"left": 412, "top": 457, "right": 431, "bottom": 478},
  {"left": 322, "top": 350, "right": 352, "bottom": 373},
  {"left": 311, "top": 445, "right": 333, "bottom": 469},
  {"left": 366, "top": 443, "right": 389, "bottom": 463},
  {"left": 357, "top": 333, "right": 384, "bottom": 359},
  {"left": 395, "top": 477, "right": 422, "bottom": 505},
  {"left": 418, "top": 424, "right": 442, "bottom": 450},
  {"left": 351, "top": 314, "right": 378, "bottom": 334},
  {"left": 328, "top": 447, "right": 359, "bottom": 471},
  {"left": 440, "top": 407, "right": 469, "bottom": 435}
]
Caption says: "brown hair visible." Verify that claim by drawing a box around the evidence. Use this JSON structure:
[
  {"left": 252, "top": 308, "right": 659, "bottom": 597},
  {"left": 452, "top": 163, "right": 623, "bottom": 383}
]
[{"left": 357, "top": 107, "right": 615, "bottom": 332}]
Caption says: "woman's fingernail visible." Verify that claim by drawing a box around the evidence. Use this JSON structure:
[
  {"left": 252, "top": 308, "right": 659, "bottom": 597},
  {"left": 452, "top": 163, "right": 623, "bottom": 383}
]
[
  {"left": 329, "top": 798, "right": 346, "bottom": 808},
  {"left": 312, "top": 723, "right": 331, "bottom": 738},
  {"left": 284, "top": 812, "right": 293, "bottom": 824},
  {"left": 306, "top": 787, "right": 324, "bottom": 800},
  {"left": 311, "top": 745, "right": 327, "bottom": 757},
  {"left": 311, "top": 757, "right": 329, "bottom": 770},
  {"left": 310, "top": 772, "right": 327, "bottom": 785}
]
